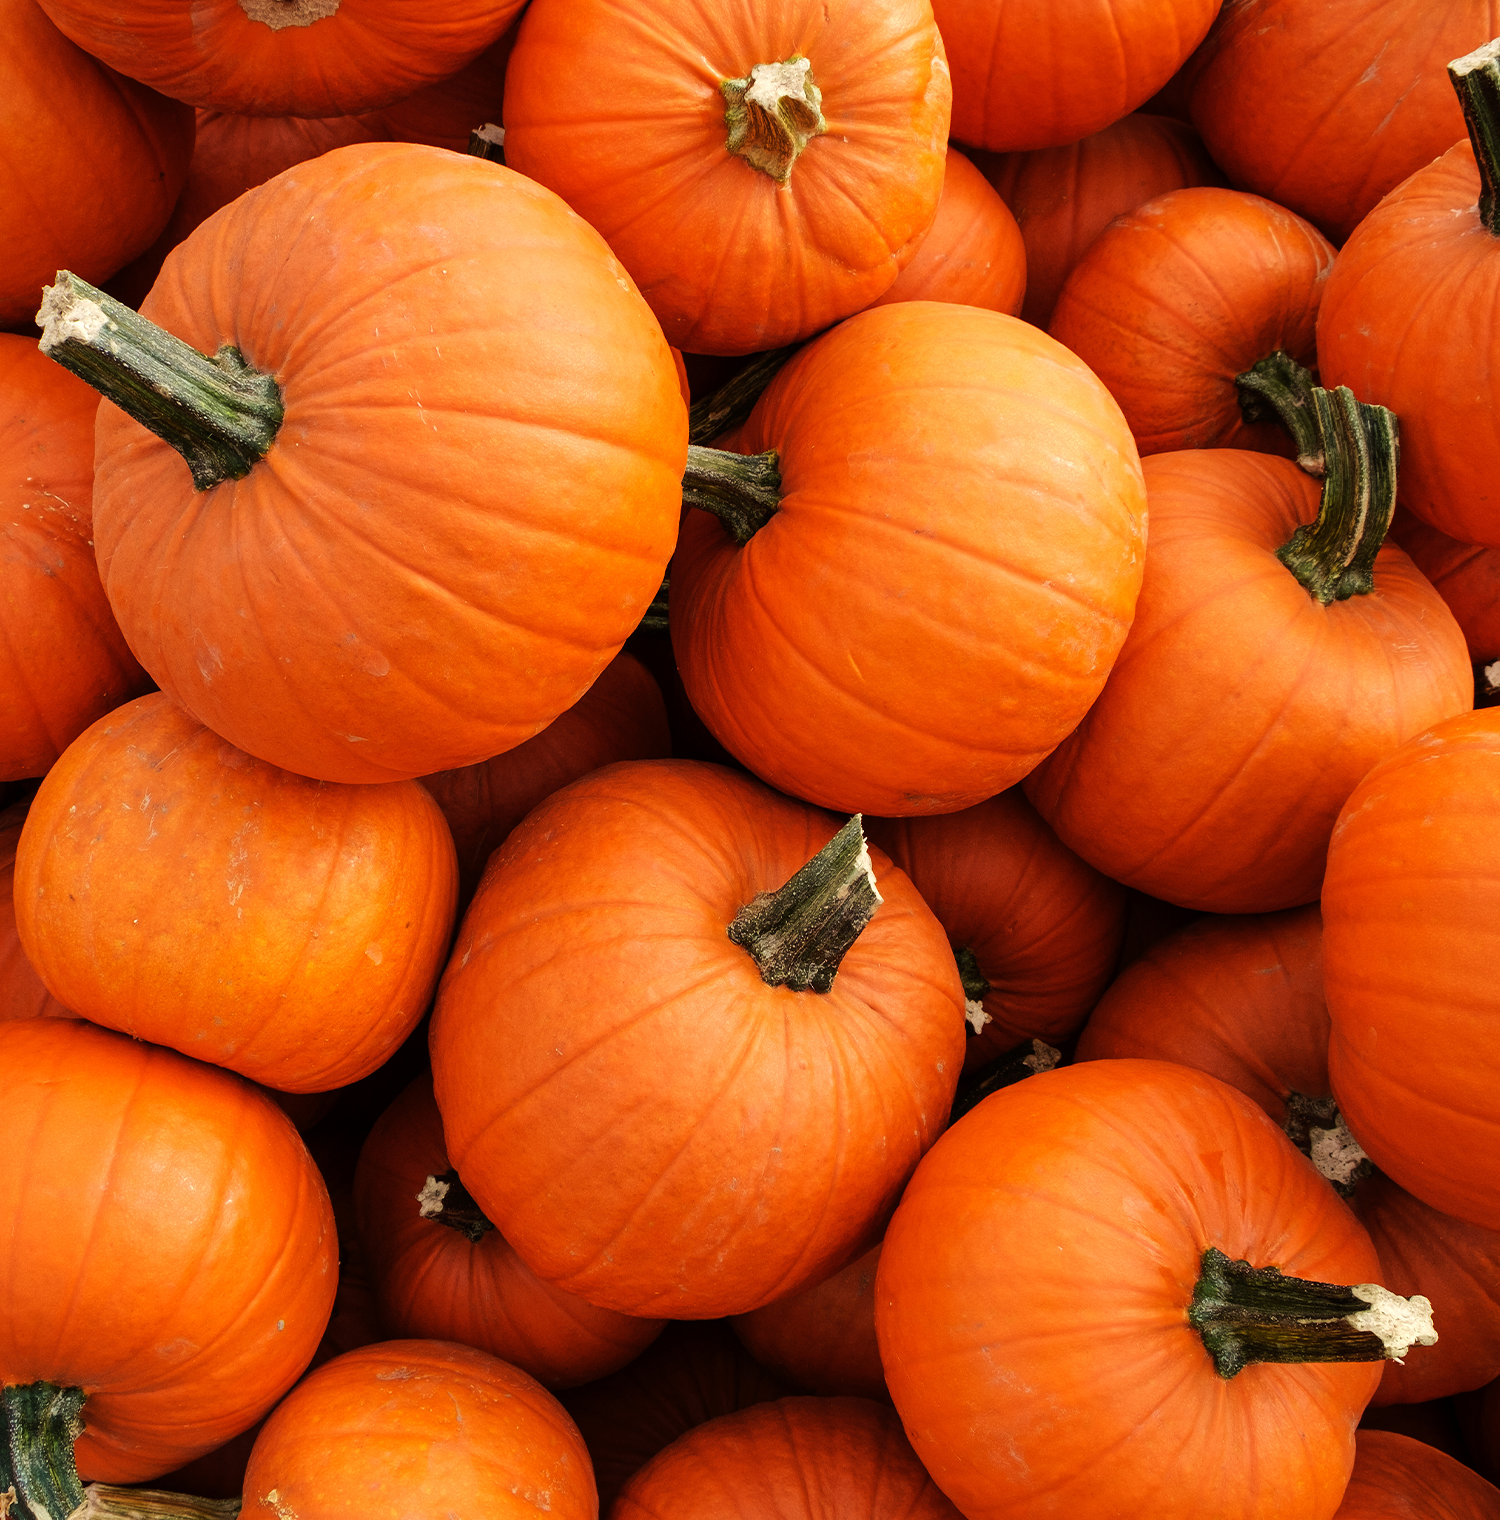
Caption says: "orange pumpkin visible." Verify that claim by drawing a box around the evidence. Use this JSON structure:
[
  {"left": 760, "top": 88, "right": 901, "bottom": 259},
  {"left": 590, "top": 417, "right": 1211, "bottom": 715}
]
[
  {"left": 1335, "top": 1430, "right": 1500, "bottom": 1518},
  {"left": 0, "top": 802, "right": 71, "bottom": 1022},
  {"left": 1388, "top": 507, "right": 1500, "bottom": 666}
]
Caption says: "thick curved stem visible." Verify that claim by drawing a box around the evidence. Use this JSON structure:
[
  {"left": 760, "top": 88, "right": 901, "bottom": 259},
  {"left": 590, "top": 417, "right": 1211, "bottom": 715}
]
[
  {"left": 1190, "top": 1247, "right": 1436, "bottom": 1379},
  {"left": 82, "top": 1488, "right": 241, "bottom": 1519},
  {"left": 1450, "top": 37, "right": 1500, "bottom": 235},
  {"left": 1276, "top": 387, "right": 1399, "bottom": 604},
  {"left": 417, "top": 1169, "right": 497, "bottom": 1245},
  {"left": 1235, "top": 350, "right": 1325, "bottom": 477},
  {"left": 721, "top": 58, "right": 827, "bottom": 184},
  {"left": 682, "top": 445, "right": 782, "bottom": 545},
  {"left": 688, "top": 346, "right": 799, "bottom": 446},
  {"left": 728, "top": 815, "right": 881, "bottom": 993},
  {"left": 1, "top": 1382, "right": 85, "bottom": 1520},
  {"left": 36, "top": 272, "right": 283, "bottom": 492}
]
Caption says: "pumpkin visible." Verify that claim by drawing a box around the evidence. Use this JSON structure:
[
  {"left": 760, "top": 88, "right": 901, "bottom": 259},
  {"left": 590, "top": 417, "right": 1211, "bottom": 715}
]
[
  {"left": 876, "top": 1059, "right": 1436, "bottom": 1520},
  {"left": 1334, "top": 1430, "right": 1500, "bottom": 1518},
  {"left": 38, "top": 142, "right": 686, "bottom": 784},
  {"left": 0, "top": 334, "right": 150, "bottom": 782},
  {"left": 1316, "top": 43, "right": 1500, "bottom": 546},
  {"left": 14, "top": 691, "right": 458, "bottom": 1092},
  {"left": 1188, "top": 0, "right": 1500, "bottom": 244},
  {"left": 866, "top": 146, "right": 1026, "bottom": 316},
  {"left": 0, "top": 802, "right": 70, "bottom": 1022},
  {"left": 865, "top": 790, "right": 1126, "bottom": 1073},
  {"left": 430, "top": 758, "right": 966, "bottom": 1317},
  {"left": 559, "top": 1321, "right": 792, "bottom": 1512},
  {"left": 359, "top": 25, "right": 516, "bottom": 153},
  {"left": 1387, "top": 507, "right": 1500, "bottom": 667},
  {"left": 0, "top": 1018, "right": 336, "bottom": 1490},
  {"left": 241, "top": 1340, "right": 595, "bottom": 1520},
  {"left": 354, "top": 1074, "right": 665, "bottom": 1387},
  {"left": 1323, "top": 707, "right": 1500, "bottom": 1230},
  {"left": 501, "top": 0, "right": 950, "bottom": 355},
  {"left": 1024, "top": 395, "right": 1473, "bottom": 912},
  {"left": 936, "top": 0, "right": 1220, "bottom": 152},
  {"left": 0, "top": 0, "right": 193, "bottom": 330},
  {"left": 613, "top": 1397, "right": 964, "bottom": 1520},
  {"left": 974, "top": 111, "right": 1225, "bottom": 329},
  {"left": 30, "top": 0, "right": 524, "bottom": 118},
  {"left": 670, "top": 301, "right": 1147, "bottom": 817},
  {"left": 1048, "top": 187, "right": 1337, "bottom": 457}
]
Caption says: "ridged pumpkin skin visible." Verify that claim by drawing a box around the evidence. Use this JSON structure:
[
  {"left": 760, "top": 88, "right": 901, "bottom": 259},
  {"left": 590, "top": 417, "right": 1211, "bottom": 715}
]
[
  {"left": 876, "top": 1060, "right": 1385, "bottom": 1520},
  {"left": 1049, "top": 187, "right": 1337, "bottom": 457},
  {"left": 1317, "top": 143, "right": 1500, "bottom": 547},
  {"left": 613, "top": 1397, "right": 964, "bottom": 1520},
  {"left": 0, "top": 335, "right": 148, "bottom": 777},
  {"left": 1388, "top": 508, "right": 1500, "bottom": 664},
  {"left": 672, "top": 302, "right": 1148, "bottom": 817},
  {"left": 0, "top": 803, "right": 71, "bottom": 1021},
  {"left": 975, "top": 112, "right": 1226, "bottom": 329},
  {"left": 14, "top": 692, "right": 458, "bottom": 1092},
  {"left": 0, "top": 1019, "right": 337, "bottom": 1482},
  {"left": 1335, "top": 1430, "right": 1500, "bottom": 1519},
  {"left": 1, "top": 0, "right": 193, "bottom": 329},
  {"left": 868, "top": 147, "right": 1026, "bottom": 316},
  {"left": 1324, "top": 710, "right": 1500, "bottom": 1230},
  {"left": 937, "top": 0, "right": 1220, "bottom": 152},
  {"left": 354, "top": 1076, "right": 665, "bottom": 1388},
  {"left": 359, "top": 27, "right": 514, "bottom": 152},
  {"left": 31, "top": 0, "right": 523, "bottom": 117},
  {"left": 866, "top": 790, "right": 1127, "bottom": 1072},
  {"left": 430, "top": 759, "right": 966, "bottom": 1318},
  {"left": 92, "top": 143, "right": 686, "bottom": 784},
  {"left": 242, "top": 1340, "right": 596, "bottom": 1520},
  {"left": 1024, "top": 450, "right": 1473, "bottom": 912},
  {"left": 1188, "top": 0, "right": 1500, "bottom": 245},
  {"left": 502, "top": 0, "right": 950, "bottom": 355}
]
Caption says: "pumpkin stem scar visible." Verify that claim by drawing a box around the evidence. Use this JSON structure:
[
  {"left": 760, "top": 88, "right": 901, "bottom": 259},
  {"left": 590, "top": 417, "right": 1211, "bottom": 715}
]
[
  {"left": 727, "top": 814, "right": 882, "bottom": 992},
  {"left": 35, "top": 271, "right": 284, "bottom": 493},
  {"left": 681, "top": 445, "right": 782, "bottom": 545},
  {"left": 721, "top": 57, "right": 827, "bottom": 184},
  {"left": 1281, "top": 1091, "right": 1373, "bottom": 1198},
  {"left": 1234, "top": 350, "right": 1325, "bottom": 476},
  {"left": 1189, "top": 1247, "right": 1436, "bottom": 1378},
  {"left": 1450, "top": 37, "right": 1500, "bottom": 236},
  {"left": 417, "top": 1169, "right": 497, "bottom": 1245},
  {"left": 237, "top": 0, "right": 340, "bottom": 31}
]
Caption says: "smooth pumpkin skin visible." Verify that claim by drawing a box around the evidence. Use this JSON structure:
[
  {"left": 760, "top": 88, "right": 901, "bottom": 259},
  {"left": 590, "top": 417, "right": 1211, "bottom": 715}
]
[
  {"left": 0, "top": 0, "right": 193, "bottom": 330},
  {"left": 1335, "top": 1430, "right": 1500, "bottom": 1519},
  {"left": 1388, "top": 508, "right": 1500, "bottom": 664},
  {"left": 430, "top": 758, "right": 967, "bottom": 1318},
  {"left": 0, "top": 1019, "right": 337, "bottom": 1482},
  {"left": 613, "top": 1397, "right": 963, "bottom": 1520},
  {"left": 422, "top": 648, "right": 671, "bottom": 909},
  {"left": 93, "top": 143, "right": 686, "bottom": 784},
  {"left": 502, "top": 0, "right": 950, "bottom": 355},
  {"left": 14, "top": 692, "right": 458, "bottom": 1092},
  {"left": 1049, "top": 187, "right": 1337, "bottom": 457},
  {"left": 0, "top": 802, "right": 72, "bottom": 1021},
  {"left": 1317, "top": 143, "right": 1500, "bottom": 547},
  {"left": 354, "top": 1075, "right": 665, "bottom": 1388},
  {"left": 1024, "top": 450, "right": 1473, "bottom": 912},
  {"left": 1188, "top": 0, "right": 1500, "bottom": 245},
  {"left": 671, "top": 301, "right": 1148, "bottom": 817},
  {"left": 866, "top": 790, "right": 1127, "bottom": 1072},
  {"left": 0, "top": 336, "right": 149, "bottom": 780},
  {"left": 868, "top": 146, "right": 1026, "bottom": 316},
  {"left": 975, "top": 111, "right": 1226, "bottom": 329},
  {"left": 1324, "top": 710, "right": 1500, "bottom": 1230},
  {"left": 31, "top": 0, "right": 523, "bottom": 117},
  {"left": 242, "top": 1340, "right": 595, "bottom": 1520},
  {"left": 937, "top": 0, "right": 1220, "bottom": 153},
  {"left": 876, "top": 1059, "right": 1384, "bottom": 1520}
]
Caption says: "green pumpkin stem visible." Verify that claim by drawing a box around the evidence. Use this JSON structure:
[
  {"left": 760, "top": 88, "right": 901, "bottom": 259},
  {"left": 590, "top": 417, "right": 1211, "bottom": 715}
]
[
  {"left": 1, "top": 1381, "right": 86, "bottom": 1520},
  {"left": 1275, "top": 386, "right": 1400, "bottom": 604},
  {"left": 687, "top": 346, "right": 799, "bottom": 446},
  {"left": 1450, "top": 37, "right": 1500, "bottom": 235},
  {"left": 634, "top": 573, "right": 670, "bottom": 635},
  {"left": 947, "top": 1038, "right": 1062, "bottom": 1127},
  {"left": 35, "top": 271, "right": 283, "bottom": 492},
  {"left": 682, "top": 444, "right": 782, "bottom": 545},
  {"left": 1234, "top": 350, "right": 1325, "bottom": 476},
  {"left": 728, "top": 814, "right": 881, "bottom": 993},
  {"left": 1190, "top": 1247, "right": 1436, "bottom": 1379},
  {"left": 466, "top": 123, "right": 506, "bottom": 162},
  {"left": 721, "top": 57, "right": 827, "bottom": 184},
  {"left": 417, "top": 1169, "right": 498, "bottom": 1246}
]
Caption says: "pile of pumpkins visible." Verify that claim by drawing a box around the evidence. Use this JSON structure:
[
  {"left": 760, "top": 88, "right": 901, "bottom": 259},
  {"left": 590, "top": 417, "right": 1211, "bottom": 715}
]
[{"left": 5, "top": 0, "right": 1500, "bottom": 1516}]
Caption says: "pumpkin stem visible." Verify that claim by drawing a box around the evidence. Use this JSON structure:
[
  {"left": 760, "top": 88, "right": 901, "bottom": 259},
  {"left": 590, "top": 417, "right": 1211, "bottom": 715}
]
[
  {"left": 35, "top": 271, "right": 283, "bottom": 492},
  {"left": 682, "top": 445, "right": 782, "bottom": 545},
  {"left": 634, "top": 572, "right": 670, "bottom": 635},
  {"left": 947, "top": 1038, "right": 1061, "bottom": 1126},
  {"left": 1450, "top": 38, "right": 1500, "bottom": 236},
  {"left": 1190, "top": 1247, "right": 1435, "bottom": 1379},
  {"left": 721, "top": 58, "right": 827, "bottom": 184},
  {"left": 417, "top": 1168, "right": 497, "bottom": 1245},
  {"left": 466, "top": 123, "right": 506, "bottom": 162},
  {"left": 727, "top": 814, "right": 881, "bottom": 993},
  {"left": 1281, "top": 1091, "right": 1373, "bottom": 1198},
  {"left": 953, "top": 945, "right": 991, "bottom": 1035},
  {"left": 80, "top": 1485, "right": 242, "bottom": 1518},
  {"left": 1234, "top": 350, "right": 1325, "bottom": 476},
  {"left": 1275, "top": 386, "right": 1399, "bottom": 604},
  {"left": 688, "top": 346, "right": 799, "bottom": 446},
  {"left": 0, "top": 1381, "right": 86, "bottom": 1520}
]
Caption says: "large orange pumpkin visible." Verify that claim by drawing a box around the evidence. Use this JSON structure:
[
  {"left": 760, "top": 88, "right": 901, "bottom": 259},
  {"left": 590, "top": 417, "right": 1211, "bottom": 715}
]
[{"left": 40, "top": 143, "right": 686, "bottom": 783}]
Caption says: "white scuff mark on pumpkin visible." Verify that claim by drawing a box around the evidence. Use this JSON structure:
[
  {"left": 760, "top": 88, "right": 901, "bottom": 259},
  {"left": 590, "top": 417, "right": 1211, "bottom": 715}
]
[
  {"left": 260, "top": 1488, "right": 300, "bottom": 1519},
  {"left": 365, "top": 942, "right": 384, "bottom": 965}
]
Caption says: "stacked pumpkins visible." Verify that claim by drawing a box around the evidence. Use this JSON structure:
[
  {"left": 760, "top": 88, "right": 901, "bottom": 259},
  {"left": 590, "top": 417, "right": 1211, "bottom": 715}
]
[{"left": 4, "top": 1, "right": 1500, "bottom": 1519}]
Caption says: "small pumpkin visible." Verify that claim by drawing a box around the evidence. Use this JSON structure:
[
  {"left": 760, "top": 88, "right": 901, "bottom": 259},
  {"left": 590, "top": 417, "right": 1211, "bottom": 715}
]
[{"left": 1334, "top": 1430, "right": 1500, "bottom": 1519}]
